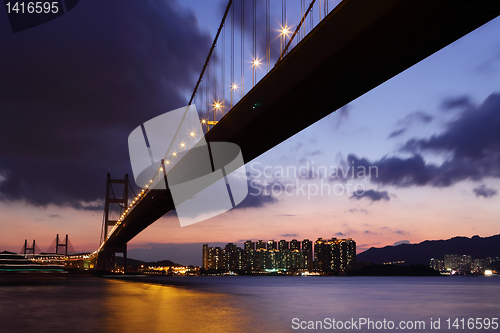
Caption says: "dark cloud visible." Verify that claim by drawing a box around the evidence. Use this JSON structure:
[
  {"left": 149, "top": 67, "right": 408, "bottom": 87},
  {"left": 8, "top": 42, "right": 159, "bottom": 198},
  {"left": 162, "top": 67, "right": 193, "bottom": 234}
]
[
  {"left": 441, "top": 95, "right": 474, "bottom": 111},
  {"left": 332, "top": 105, "right": 350, "bottom": 129},
  {"left": 234, "top": 178, "right": 279, "bottom": 209},
  {"left": 0, "top": 1, "right": 211, "bottom": 209},
  {"left": 397, "top": 111, "right": 434, "bottom": 127},
  {"left": 473, "top": 184, "right": 498, "bottom": 198},
  {"left": 346, "top": 92, "right": 500, "bottom": 189},
  {"left": 335, "top": 232, "right": 346, "bottom": 236},
  {"left": 403, "top": 93, "right": 500, "bottom": 160},
  {"left": 281, "top": 233, "right": 299, "bottom": 237},
  {"left": 388, "top": 128, "right": 407, "bottom": 139},
  {"left": 350, "top": 190, "right": 390, "bottom": 202},
  {"left": 389, "top": 111, "right": 433, "bottom": 139}
]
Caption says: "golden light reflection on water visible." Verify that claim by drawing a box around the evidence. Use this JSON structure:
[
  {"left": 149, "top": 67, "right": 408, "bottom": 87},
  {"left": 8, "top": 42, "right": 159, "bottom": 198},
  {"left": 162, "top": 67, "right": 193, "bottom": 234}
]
[{"left": 103, "top": 279, "right": 253, "bottom": 333}]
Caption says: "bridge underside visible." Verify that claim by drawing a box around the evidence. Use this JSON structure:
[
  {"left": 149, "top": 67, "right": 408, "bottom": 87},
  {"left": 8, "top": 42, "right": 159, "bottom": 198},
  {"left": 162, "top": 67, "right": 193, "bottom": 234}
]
[{"left": 100, "top": 0, "right": 500, "bottom": 263}]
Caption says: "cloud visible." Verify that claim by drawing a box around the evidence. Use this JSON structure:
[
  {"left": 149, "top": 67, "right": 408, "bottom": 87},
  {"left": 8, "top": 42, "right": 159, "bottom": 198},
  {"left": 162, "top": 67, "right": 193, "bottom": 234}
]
[
  {"left": 397, "top": 111, "right": 434, "bottom": 127},
  {"left": 389, "top": 111, "right": 433, "bottom": 139},
  {"left": 350, "top": 190, "right": 390, "bottom": 202},
  {"left": 403, "top": 93, "right": 500, "bottom": 160},
  {"left": 48, "top": 214, "right": 62, "bottom": 219},
  {"left": 233, "top": 178, "right": 279, "bottom": 209},
  {"left": 276, "top": 214, "right": 296, "bottom": 217},
  {"left": 0, "top": 0, "right": 211, "bottom": 209},
  {"left": 388, "top": 128, "right": 407, "bottom": 139},
  {"left": 346, "top": 92, "right": 500, "bottom": 189},
  {"left": 381, "top": 227, "right": 409, "bottom": 235},
  {"left": 346, "top": 208, "right": 369, "bottom": 214},
  {"left": 441, "top": 95, "right": 473, "bottom": 111},
  {"left": 290, "top": 142, "right": 304, "bottom": 152},
  {"left": 335, "top": 232, "right": 346, "bottom": 236},
  {"left": 332, "top": 105, "right": 350, "bottom": 129},
  {"left": 305, "top": 150, "right": 323, "bottom": 157},
  {"left": 281, "top": 233, "right": 299, "bottom": 237},
  {"left": 473, "top": 184, "right": 498, "bottom": 198},
  {"left": 393, "top": 240, "right": 410, "bottom": 246}
]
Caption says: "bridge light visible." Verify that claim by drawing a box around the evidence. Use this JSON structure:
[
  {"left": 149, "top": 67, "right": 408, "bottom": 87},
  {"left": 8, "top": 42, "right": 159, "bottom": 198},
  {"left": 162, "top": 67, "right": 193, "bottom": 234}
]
[
  {"left": 159, "top": 167, "right": 163, "bottom": 171},
  {"left": 202, "top": 119, "right": 206, "bottom": 124},
  {"left": 252, "top": 58, "right": 261, "bottom": 67},
  {"left": 280, "top": 25, "right": 290, "bottom": 36},
  {"left": 231, "top": 83, "right": 238, "bottom": 91},
  {"left": 180, "top": 142, "right": 185, "bottom": 148},
  {"left": 190, "top": 131, "right": 195, "bottom": 137},
  {"left": 173, "top": 152, "right": 177, "bottom": 157},
  {"left": 166, "top": 160, "right": 170, "bottom": 165}
]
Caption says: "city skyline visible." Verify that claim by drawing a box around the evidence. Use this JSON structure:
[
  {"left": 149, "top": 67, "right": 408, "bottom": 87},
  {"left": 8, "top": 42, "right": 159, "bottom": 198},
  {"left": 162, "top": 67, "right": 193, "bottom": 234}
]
[{"left": 202, "top": 236, "right": 356, "bottom": 273}]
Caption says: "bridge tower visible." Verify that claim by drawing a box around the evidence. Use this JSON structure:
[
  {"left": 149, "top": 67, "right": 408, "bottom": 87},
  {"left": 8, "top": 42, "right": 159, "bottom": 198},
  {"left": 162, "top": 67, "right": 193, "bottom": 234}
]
[
  {"left": 96, "top": 173, "right": 128, "bottom": 272},
  {"left": 23, "top": 239, "right": 36, "bottom": 255},
  {"left": 55, "top": 234, "right": 68, "bottom": 256}
]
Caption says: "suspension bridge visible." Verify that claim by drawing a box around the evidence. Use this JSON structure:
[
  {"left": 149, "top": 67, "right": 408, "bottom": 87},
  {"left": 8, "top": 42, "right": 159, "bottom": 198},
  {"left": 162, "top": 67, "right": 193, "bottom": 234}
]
[{"left": 89, "top": 0, "right": 500, "bottom": 272}]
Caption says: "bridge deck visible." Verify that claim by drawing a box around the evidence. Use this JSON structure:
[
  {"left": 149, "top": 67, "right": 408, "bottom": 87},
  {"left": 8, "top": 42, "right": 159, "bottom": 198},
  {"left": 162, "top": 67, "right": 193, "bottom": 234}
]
[{"left": 105, "top": 0, "right": 500, "bottom": 247}]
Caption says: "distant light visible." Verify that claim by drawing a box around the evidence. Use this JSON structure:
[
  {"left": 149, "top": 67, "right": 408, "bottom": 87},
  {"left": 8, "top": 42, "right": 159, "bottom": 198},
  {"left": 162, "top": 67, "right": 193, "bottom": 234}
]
[{"left": 485, "top": 270, "right": 493, "bottom": 276}]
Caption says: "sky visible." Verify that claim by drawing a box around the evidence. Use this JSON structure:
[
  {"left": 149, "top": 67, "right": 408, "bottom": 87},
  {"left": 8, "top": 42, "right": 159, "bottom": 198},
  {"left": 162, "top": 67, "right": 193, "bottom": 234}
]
[{"left": 1, "top": 0, "right": 499, "bottom": 265}]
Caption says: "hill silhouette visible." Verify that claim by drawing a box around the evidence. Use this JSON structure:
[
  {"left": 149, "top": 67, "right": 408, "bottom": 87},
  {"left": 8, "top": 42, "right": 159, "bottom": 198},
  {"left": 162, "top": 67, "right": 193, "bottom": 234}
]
[{"left": 357, "top": 234, "right": 500, "bottom": 266}]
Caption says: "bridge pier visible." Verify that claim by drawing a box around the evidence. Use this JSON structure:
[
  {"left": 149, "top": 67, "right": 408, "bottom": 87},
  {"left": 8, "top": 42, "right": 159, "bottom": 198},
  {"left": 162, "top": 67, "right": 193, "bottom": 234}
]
[{"left": 97, "top": 243, "right": 127, "bottom": 273}]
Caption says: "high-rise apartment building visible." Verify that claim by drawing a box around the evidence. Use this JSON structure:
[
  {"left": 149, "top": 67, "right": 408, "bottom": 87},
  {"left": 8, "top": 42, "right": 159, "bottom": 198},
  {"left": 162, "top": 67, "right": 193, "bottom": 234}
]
[
  {"left": 244, "top": 240, "right": 255, "bottom": 252},
  {"left": 278, "top": 240, "right": 289, "bottom": 251},
  {"left": 302, "top": 239, "right": 313, "bottom": 271},
  {"left": 267, "top": 240, "right": 277, "bottom": 251},
  {"left": 256, "top": 240, "right": 266, "bottom": 251},
  {"left": 202, "top": 244, "right": 208, "bottom": 269},
  {"left": 290, "top": 239, "right": 301, "bottom": 251}
]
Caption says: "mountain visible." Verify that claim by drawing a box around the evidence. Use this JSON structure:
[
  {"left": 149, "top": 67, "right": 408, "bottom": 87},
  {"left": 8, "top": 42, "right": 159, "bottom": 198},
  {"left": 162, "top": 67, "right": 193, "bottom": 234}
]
[{"left": 357, "top": 234, "right": 500, "bottom": 266}]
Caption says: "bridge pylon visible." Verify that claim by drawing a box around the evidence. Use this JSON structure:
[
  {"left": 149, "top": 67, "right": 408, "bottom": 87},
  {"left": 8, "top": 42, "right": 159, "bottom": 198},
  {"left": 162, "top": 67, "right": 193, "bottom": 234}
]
[
  {"left": 23, "top": 239, "right": 36, "bottom": 255},
  {"left": 96, "top": 173, "right": 129, "bottom": 272},
  {"left": 55, "top": 234, "right": 68, "bottom": 256}
]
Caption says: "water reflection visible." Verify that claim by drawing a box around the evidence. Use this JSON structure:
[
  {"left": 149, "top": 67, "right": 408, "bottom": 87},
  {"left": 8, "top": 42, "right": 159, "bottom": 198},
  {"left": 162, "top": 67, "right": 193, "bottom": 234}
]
[{"left": 103, "top": 279, "right": 253, "bottom": 333}]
